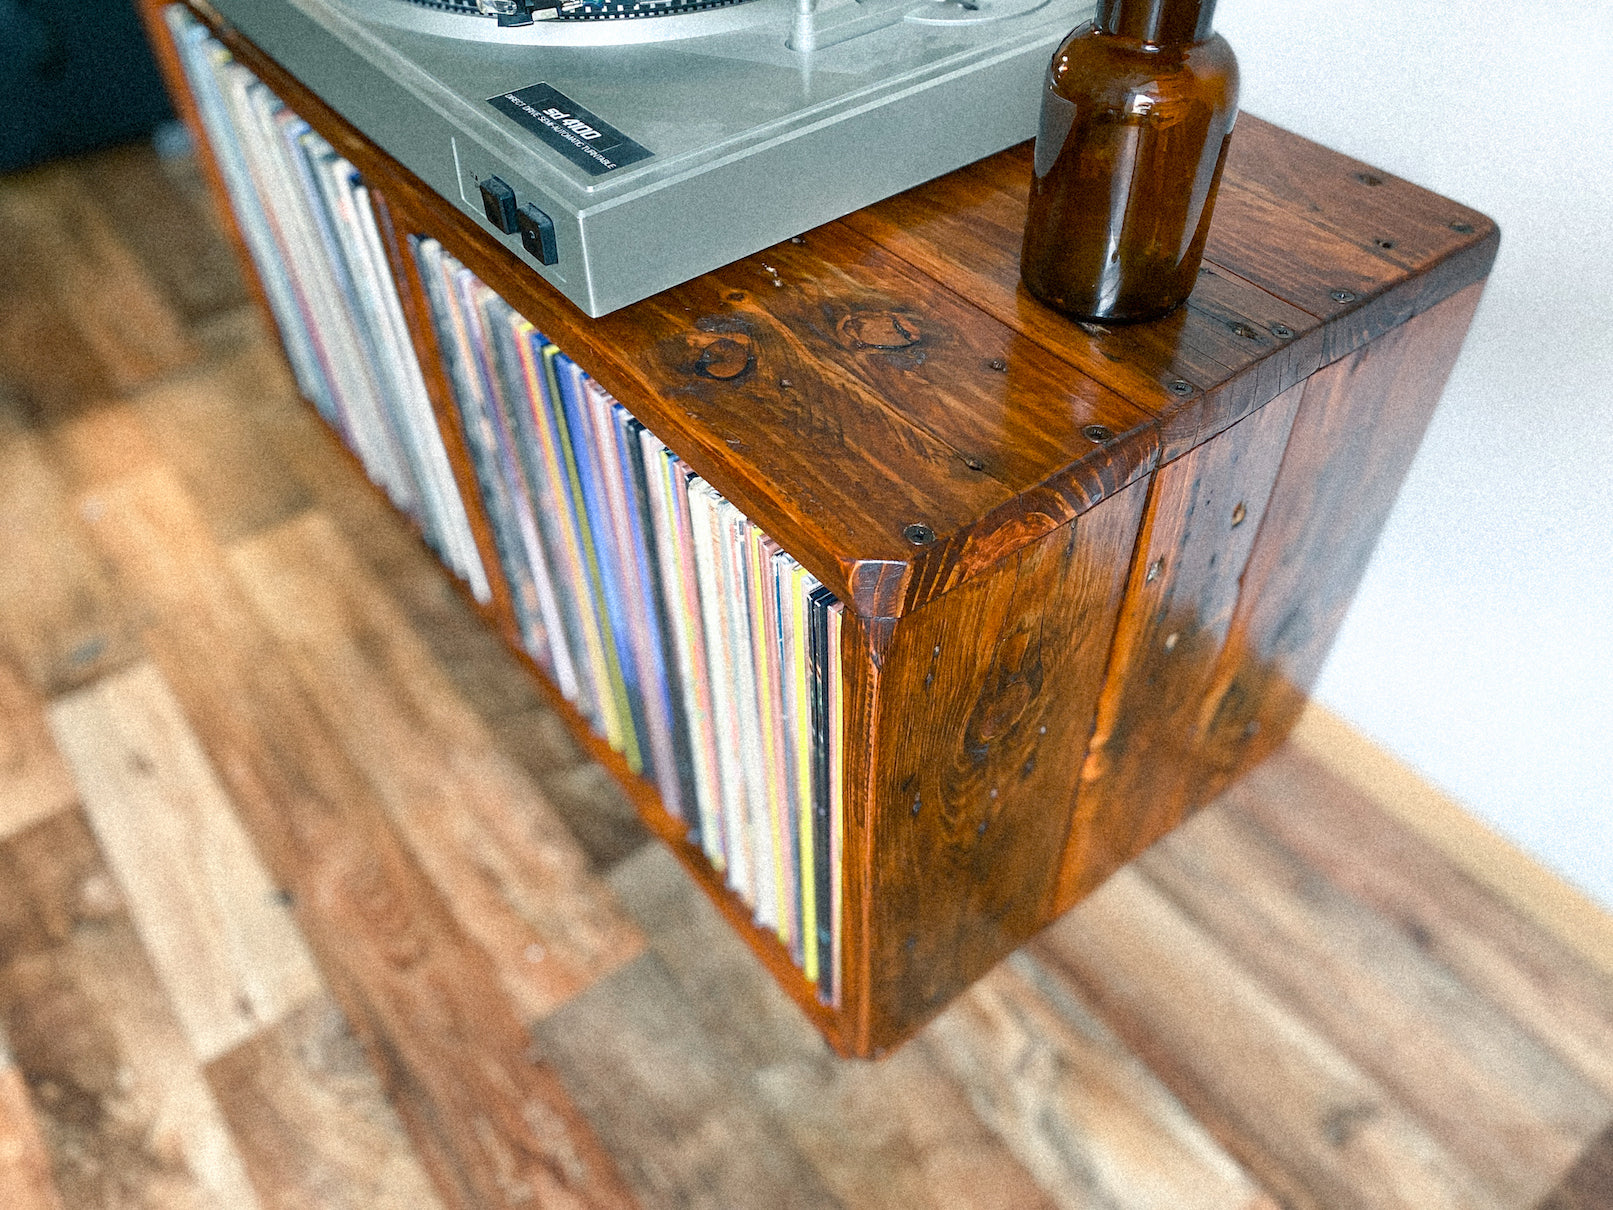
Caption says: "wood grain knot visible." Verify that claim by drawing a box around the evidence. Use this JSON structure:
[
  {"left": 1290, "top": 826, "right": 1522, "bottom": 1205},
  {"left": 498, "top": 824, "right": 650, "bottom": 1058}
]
[
  {"left": 696, "top": 338, "right": 752, "bottom": 379},
  {"left": 836, "top": 311, "right": 922, "bottom": 352},
  {"left": 970, "top": 680, "right": 1032, "bottom": 745},
  {"left": 679, "top": 329, "right": 756, "bottom": 381}
]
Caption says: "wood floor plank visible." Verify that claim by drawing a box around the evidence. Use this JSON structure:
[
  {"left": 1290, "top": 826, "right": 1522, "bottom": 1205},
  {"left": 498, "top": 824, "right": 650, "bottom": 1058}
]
[
  {"left": 0, "top": 406, "right": 141, "bottom": 694},
  {"left": 43, "top": 400, "right": 164, "bottom": 493},
  {"left": 535, "top": 953, "right": 843, "bottom": 1210},
  {"left": 0, "top": 656, "right": 74, "bottom": 843},
  {"left": 1292, "top": 705, "right": 1613, "bottom": 1008},
  {"left": 0, "top": 809, "right": 261, "bottom": 1209},
  {"left": 230, "top": 510, "right": 645, "bottom": 1023},
  {"left": 761, "top": 1035, "right": 1065, "bottom": 1210},
  {"left": 204, "top": 992, "right": 445, "bottom": 1210},
  {"left": 925, "top": 954, "right": 1273, "bottom": 1210},
  {"left": 0, "top": 161, "right": 194, "bottom": 416},
  {"left": 1033, "top": 865, "right": 1501, "bottom": 1210},
  {"left": 48, "top": 662, "right": 323, "bottom": 1063},
  {"left": 73, "top": 143, "right": 250, "bottom": 332},
  {"left": 131, "top": 347, "right": 313, "bottom": 544},
  {"left": 78, "top": 463, "right": 636, "bottom": 1210},
  {"left": 1232, "top": 746, "right": 1613, "bottom": 1105},
  {"left": 1536, "top": 1121, "right": 1613, "bottom": 1210},
  {"left": 0, "top": 1059, "right": 65, "bottom": 1210},
  {"left": 611, "top": 843, "right": 1059, "bottom": 1210},
  {"left": 1138, "top": 800, "right": 1609, "bottom": 1207},
  {"left": 491, "top": 707, "right": 650, "bottom": 873}
]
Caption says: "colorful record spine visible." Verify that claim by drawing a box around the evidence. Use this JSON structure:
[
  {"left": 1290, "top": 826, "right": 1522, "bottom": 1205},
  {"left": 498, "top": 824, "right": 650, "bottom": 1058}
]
[
  {"left": 166, "top": 16, "right": 847, "bottom": 991},
  {"left": 166, "top": 10, "right": 486, "bottom": 601}
]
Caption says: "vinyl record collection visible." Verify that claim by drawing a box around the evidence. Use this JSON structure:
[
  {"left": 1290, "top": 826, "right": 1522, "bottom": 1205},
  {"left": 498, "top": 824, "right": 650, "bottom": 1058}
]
[
  {"left": 165, "top": 7, "right": 844, "bottom": 1000},
  {"left": 415, "top": 241, "right": 844, "bottom": 1000},
  {"left": 167, "top": 8, "right": 488, "bottom": 601}
]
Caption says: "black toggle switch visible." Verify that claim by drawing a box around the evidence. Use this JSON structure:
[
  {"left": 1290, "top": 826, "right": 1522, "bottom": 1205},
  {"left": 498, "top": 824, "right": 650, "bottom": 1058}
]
[
  {"left": 478, "top": 175, "right": 519, "bottom": 234},
  {"left": 516, "top": 202, "right": 558, "bottom": 265}
]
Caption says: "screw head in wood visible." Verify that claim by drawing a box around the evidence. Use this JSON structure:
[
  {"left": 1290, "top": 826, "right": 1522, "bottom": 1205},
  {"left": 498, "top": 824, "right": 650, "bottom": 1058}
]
[
  {"left": 904, "top": 523, "right": 936, "bottom": 546},
  {"left": 1450, "top": 221, "right": 1474, "bottom": 234},
  {"left": 1330, "top": 289, "right": 1358, "bottom": 303},
  {"left": 1167, "top": 379, "right": 1194, "bottom": 396},
  {"left": 1270, "top": 323, "right": 1295, "bottom": 339},
  {"left": 1082, "top": 424, "right": 1115, "bottom": 443}
]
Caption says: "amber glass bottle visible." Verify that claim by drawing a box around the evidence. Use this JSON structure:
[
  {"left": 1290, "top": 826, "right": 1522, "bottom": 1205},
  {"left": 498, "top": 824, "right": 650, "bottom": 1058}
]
[{"left": 1020, "top": 0, "right": 1238, "bottom": 322}]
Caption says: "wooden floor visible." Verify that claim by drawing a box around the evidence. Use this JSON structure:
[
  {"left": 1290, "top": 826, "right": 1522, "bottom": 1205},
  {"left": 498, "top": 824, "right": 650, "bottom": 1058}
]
[{"left": 2, "top": 138, "right": 1611, "bottom": 1210}]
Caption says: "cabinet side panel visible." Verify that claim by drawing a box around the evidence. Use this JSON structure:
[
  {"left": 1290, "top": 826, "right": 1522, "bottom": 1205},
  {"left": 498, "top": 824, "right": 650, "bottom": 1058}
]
[
  {"left": 1054, "top": 383, "right": 1304, "bottom": 910},
  {"left": 1187, "top": 281, "right": 1486, "bottom": 806},
  {"left": 862, "top": 478, "right": 1146, "bottom": 1052}
]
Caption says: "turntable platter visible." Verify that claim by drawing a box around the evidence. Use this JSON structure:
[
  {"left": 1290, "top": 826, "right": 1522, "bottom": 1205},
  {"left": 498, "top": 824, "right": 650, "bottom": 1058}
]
[
  {"left": 360, "top": 0, "right": 779, "bottom": 43},
  {"left": 401, "top": 0, "right": 759, "bottom": 21}
]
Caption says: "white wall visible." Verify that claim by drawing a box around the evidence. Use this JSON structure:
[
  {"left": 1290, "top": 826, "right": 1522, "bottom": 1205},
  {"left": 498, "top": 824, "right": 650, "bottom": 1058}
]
[{"left": 1210, "top": 1, "right": 1613, "bottom": 905}]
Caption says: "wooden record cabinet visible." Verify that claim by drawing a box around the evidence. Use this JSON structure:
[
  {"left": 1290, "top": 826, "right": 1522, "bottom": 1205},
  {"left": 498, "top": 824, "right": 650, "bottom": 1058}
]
[{"left": 139, "top": 0, "right": 1497, "bottom": 1062}]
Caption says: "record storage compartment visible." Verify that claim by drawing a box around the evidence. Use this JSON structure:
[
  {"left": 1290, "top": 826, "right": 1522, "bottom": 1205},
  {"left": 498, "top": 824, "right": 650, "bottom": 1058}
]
[{"left": 142, "top": 0, "right": 1498, "bottom": 1057}]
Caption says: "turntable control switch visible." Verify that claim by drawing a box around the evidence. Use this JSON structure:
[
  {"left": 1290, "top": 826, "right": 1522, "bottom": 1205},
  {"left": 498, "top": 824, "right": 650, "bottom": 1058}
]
[
  {"left": 478, "top": 175, "right": 519, "bottom": 234},
  {"left": 516, "top": 202, "right": 558, "bottom": 265}
]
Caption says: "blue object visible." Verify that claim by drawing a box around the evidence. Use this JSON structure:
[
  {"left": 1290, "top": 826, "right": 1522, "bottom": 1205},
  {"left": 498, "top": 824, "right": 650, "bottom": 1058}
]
[{"left": 0, "top": 0, "right": 174, "bottom": 173}]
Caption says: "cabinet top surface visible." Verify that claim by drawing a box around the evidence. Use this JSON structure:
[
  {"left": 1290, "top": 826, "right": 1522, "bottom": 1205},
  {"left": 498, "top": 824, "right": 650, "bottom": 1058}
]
[
  {"left": 539, "top": 116, "right": 1496, "bottom": 617},
  {"left": 196, "top": 10, "right": 1499, "bottom": 619}
]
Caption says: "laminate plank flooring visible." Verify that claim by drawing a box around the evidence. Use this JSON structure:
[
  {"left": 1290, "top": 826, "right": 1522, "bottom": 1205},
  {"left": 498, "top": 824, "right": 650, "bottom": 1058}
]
[
  {"left": 2, "top": 139, "right": 1610, "bottom": 1209},
  {"left": 47, "top": 664, "right": 323, "bottom": 1063}
]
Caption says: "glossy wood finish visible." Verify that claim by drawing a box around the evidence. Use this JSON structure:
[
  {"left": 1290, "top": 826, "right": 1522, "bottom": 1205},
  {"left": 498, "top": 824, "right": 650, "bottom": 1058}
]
[
  {"left": 139, "top": 0, "right": 1494, "bottom": 1056},
  {"left": 1183, "top": 281, "right": 1485, "bottom": 810},
  {"left": 861, "top": 478, "right": 1146, "bottom": 1050},
  {"left": 1057, "top": 381, "right": 1302, "bottom": 907}
]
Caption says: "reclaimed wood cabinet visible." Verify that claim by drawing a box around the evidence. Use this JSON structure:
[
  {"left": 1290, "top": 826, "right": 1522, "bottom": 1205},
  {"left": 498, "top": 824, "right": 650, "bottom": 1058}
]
[{"left": 140, "top": 0, "right": 1496, "bottom": 1060}]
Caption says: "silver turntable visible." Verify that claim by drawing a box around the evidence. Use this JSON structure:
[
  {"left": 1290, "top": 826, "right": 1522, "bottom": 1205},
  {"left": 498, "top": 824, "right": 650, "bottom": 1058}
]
[{"left": 201, "top": 0, "right": 1091, "bottom": 315}]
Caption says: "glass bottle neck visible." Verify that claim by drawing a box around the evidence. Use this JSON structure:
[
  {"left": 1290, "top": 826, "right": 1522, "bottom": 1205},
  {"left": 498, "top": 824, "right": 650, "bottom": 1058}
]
[{"left": 1096, "top": 0, "right": 1217, "bottom": 44}]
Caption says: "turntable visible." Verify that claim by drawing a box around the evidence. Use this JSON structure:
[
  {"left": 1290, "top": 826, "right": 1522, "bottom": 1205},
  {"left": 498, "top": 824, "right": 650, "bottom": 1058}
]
[{"left": 193, "top": 0, "right": 1090, "bottom": 315}]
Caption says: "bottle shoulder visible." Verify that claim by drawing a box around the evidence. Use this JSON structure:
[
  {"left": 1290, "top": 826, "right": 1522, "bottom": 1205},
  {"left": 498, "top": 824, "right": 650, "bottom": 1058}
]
[{"left": 1048, "top": 25, "right": 1239, "bottom": 106}]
